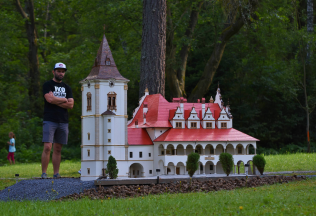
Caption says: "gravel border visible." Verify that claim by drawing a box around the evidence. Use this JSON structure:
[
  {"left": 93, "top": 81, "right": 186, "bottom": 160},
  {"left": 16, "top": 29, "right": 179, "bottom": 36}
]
[{"left": 0, "top": 178, "right": 96, "bottom": 201}]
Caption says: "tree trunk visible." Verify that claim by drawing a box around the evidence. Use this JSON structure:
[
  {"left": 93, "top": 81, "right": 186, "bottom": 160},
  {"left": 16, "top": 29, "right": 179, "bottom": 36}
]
[
  {"left": 188, "top": 0, "right": 259, "bottom": 102},
  {"left": 166, "top": 1, "right": 203, "bottom": 100},
  {"left": 16, "top": 0, "right": 41, "bottom": 113},
  {"left": 306, "top": 0, "right": 313, "bottom": 153},
  {"left": 188, "top": 19, "right": 244, "bottom": 102},
  {"left": 139, "top": 0, "right": 167, "bottom": 98}
]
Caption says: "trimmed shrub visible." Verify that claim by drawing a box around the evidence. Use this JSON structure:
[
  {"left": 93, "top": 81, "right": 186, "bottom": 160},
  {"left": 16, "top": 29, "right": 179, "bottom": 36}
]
[
  {"left": 186, "top": 152, "right": 200, "bottom": 177},
  {"left": 106, "top": 155, "right": 119, "bottom": 179},
  {"left": 253, "top": 155, "right": 266, "bottom": 175},
  {"left": 219, "top": 153, "right": 234, "bottom": 176}
]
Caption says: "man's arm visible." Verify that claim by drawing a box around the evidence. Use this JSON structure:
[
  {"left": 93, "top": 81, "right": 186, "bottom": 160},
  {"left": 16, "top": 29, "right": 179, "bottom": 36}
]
[
  {"left": 58, "top": 98, "right": 74, "bottom": 109},
  {"left": 44, "top": 91, "right": 68, "bottom": 105}
]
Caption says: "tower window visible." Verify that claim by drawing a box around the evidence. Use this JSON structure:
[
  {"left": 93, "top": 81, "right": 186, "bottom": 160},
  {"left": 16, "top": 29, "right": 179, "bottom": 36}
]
[
  {"left": 176, "top": 122, "right": 182, "bottom": 128},
  {"left": 191, "top": 122, "right": 197, "bottom": 128},
  {"left": 108, "top": 119, "right": 111, "bottom": 122},
  {"left": 108, "top": 139, "right": 111, "bottom": 143},
  {"left": 87, "top": 149, "right": 90, "bottom": 157},
  {"left": 106, "top": 58, "right": 111, "bottom": 65},
  {"left": 87, "top": 92, "right": 92, "bottom": 111},
  {"left": 206, "top": 122, "right": 212, "bottom": 128},
  {"left": 108, "top": 129, "right": 111, "bottom": 133},
  {"left": 87, "top": 168, "right": 90, "bottom": 175},
  {"left": 139, "top": 152, "right": 142, "bottom": 158},
  {"left": 130, "top": 152, "right": 133, "bottom": 158},
  {"left": 107, "top": 92, "right": 117, "bottom": 111},
  {"left": 221, "top": 122, "right": 227, "bottom": 128},
  {"left": 149, "top": 153, "right": 151, "bottom": 157},
  {"left": 88, "top": 133, "right": 90, "bottom": 140},
  {"left": 149, "top": 170, "right": 152, "bottom": 174}
]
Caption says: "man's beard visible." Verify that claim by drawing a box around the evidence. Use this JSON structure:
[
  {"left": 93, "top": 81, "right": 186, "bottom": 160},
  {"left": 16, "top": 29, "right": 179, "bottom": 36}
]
[{"left": 54, "top": 74, "right": 64, "bottom": 81}]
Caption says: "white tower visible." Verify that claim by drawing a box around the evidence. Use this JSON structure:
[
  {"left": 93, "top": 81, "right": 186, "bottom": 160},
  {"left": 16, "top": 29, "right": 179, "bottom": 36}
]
[{"left": 80, "top": 35, "right": 129, "bottom": 181}]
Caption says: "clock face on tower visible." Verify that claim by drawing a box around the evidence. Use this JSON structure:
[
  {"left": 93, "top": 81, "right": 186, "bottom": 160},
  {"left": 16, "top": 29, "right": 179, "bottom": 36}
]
[{"left": 109, "top": 78, "right": 116, "bottom": 88}]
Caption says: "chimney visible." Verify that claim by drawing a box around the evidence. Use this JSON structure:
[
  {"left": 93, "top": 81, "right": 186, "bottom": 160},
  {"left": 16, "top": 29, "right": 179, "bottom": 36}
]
[
  {"left": 143, "top": 113, "right": 146, "bottom": 124},
  {"left": 143, "top": 102, "right": 148, "bottom": 114},
  {"left": 135, "top": 119, "right": 138, "bottom": 128},
  {"left": 180, "top": 97, "right": 184, "bottom": 113},
  {"left": 183, "top": 99, "right": 187, "bottom": 103},
  {"left": 197, "top": 99, "right": 200, "bottom": 103},
  {"left": 202, "top": 98, "right": 205, "bottom": 118}
]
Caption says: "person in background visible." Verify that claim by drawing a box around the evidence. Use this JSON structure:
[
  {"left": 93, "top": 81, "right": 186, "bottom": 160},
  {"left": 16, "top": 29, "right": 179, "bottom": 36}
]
[{"left": 7, "top": 132, "right": 16, "bottom": 165}]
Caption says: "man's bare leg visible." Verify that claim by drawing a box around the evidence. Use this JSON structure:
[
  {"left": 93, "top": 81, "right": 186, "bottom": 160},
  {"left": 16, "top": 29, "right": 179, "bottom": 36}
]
[
  {"left": 42, "top": 142, "right": 52, "bottom": 173},
  {"left": 52, "top": 143, "right": 63, "bottom": 175},
  {"left": 8, "top": 158, "right": 12, "bottom": 165}
]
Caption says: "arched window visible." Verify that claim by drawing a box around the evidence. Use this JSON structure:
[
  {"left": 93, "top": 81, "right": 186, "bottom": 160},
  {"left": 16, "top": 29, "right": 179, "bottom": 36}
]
[
  {"left": 107, "top": 92, "right": 117, "bottom": 111},
  {"left": 87, "top": 92, "right": 92, "bottom": 111}
]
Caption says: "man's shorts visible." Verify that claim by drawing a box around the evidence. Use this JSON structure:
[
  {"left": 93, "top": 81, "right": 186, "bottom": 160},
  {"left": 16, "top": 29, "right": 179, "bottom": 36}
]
[
  {"left": 42, "top": 121, "right": 69, "bottom": 145},
  {"left": 7, "top": 152, "right": 14, "bottom": 161}
]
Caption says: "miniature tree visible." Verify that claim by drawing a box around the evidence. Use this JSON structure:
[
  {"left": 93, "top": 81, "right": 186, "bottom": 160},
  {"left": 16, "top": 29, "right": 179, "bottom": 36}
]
[
  {"left": 253, "top": 155, "right": 266, "bottom": 175},
  {"left": 219, "top": 153, "right": 234, "bottom": 176},
  {"left": 186, "top": 152, "right": 200, "bottom": 177},
  {"left": 106, "top": 155, "right": 119, "bottom": 179}
]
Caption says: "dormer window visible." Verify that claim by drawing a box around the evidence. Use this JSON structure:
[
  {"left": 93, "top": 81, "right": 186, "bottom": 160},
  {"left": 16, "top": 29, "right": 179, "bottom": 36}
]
[
  {"left": 87, "top": 92, "right": 92, "bottom": 111},
  {"left": 206, "top": 122, "right": 212, "bottom": 128},
  {"left": 176, "top": 122, "right": 182, "bottom": 128},
  {"left": 107, "top": 92, "right": 117, "bottom": 111},
  {"left": 106, "top": 58, "right": 111, "bottom": 65},
  {"left": 221, "top": 122, "right": 227, "bottom": 128},
  {"left": 191, "top": 122, "right": 197, "bottom": 128}
]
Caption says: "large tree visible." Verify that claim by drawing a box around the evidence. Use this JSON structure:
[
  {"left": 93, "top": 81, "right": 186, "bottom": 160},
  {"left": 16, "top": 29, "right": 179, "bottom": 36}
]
[
  {"left": 188, "top": 0, "right": 259, "bottom": 102},
  {"left": 15, "top": 0, "right": 41, "bottom": 114},
  {"left": 139, "top": 0, "right": 167, "bottom": 98},
  {"left": 166, "top": 0, "right": 203, "bottom": 100}
]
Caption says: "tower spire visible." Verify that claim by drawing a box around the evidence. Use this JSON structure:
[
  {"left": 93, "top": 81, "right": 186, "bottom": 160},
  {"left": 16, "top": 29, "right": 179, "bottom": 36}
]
[{"left": 82, "top": 34, "right": 128, "bottom": 81}]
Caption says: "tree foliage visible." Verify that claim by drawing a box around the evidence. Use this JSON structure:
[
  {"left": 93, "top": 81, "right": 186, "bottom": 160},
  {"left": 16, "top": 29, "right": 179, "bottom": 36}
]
[
  {"left": 253, "top": 155, "right": 266, "bottom": 175},
  {"left": 186, "top": 152, "right": 200, "bottom": 177},
  {"left": 219, "top": 153, "right": 234, "bottom": 176},
  {"left": 106, "top": 155, "right": 119, "bottom": 179},
  {"left": 0, "top": 0, "right": 315, "bottom": 162}
]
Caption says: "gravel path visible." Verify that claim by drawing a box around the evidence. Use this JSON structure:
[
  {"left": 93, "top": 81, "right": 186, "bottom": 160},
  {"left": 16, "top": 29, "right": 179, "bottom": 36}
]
[{"left": 0, "top": 178, "right": 96, "bottom": 201}]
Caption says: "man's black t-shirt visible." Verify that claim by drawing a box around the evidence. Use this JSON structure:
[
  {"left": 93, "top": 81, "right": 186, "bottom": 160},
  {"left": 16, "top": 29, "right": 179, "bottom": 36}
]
[{"left": 43, "top": 80, "right": 73, "bottom": 123}]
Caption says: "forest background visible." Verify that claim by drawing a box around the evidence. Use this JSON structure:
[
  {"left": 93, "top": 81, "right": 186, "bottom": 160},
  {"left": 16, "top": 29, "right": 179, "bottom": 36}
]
[{"left": 0, "top": 0, "right": 315, "bottom": 163}]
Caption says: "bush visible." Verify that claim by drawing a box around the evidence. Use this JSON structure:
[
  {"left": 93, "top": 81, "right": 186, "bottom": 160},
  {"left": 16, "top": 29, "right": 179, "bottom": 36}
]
[
  {"left": 186, "top": 152, "right": 200, "bottom": 177},
  {"left": 106, "top": 155, "right": 119, "bottom": 179},
  {"left": 219, "top": 153, "right": 234, "bottom": 176},
  {"left": 253, "top": 154, "right": 266, "bottom": 175}
]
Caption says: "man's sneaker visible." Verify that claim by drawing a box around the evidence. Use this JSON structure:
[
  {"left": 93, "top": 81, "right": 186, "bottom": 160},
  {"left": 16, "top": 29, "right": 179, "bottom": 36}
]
[
  {"left": 41, "top": 173, "right": 48, "bottom": 179},
  {"left": 53, "top": 173, "right": 61, "bottom": 178}
]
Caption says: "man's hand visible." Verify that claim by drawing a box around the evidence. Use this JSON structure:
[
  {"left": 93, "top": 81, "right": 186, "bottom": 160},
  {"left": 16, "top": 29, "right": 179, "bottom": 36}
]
[
  {"left": 44, "top": 91, "right": 68, "bottom": 105},
  {"left": 57, "top": 98, "right": 74, "bottom": 109}
]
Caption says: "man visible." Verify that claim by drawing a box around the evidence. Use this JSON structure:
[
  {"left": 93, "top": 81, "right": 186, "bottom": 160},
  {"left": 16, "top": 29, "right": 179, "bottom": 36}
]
[{"left": 41, "top": 62, "right": 74, "bottom": 178}]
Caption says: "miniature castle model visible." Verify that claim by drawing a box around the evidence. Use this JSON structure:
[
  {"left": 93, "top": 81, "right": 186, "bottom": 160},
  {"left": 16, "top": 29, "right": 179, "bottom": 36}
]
[{"left": 80, "top": 35, "right": 259, "bottom": 181}]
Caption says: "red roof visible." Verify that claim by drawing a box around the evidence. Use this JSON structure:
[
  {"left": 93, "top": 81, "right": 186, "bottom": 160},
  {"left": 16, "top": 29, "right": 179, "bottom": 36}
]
[
  {"left": 128, "top": 128, "right": 153, "bottom": 145},
  {"left": 128, "top": 94, "right": 221, "bottom": 128},
  {"left": 154, "top": 128, "right": 259, "bottom": 142}
]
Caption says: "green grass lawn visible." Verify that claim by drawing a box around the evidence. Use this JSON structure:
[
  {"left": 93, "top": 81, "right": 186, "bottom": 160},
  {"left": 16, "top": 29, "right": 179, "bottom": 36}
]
[
  {"left": 264, "top": 153, "right": 316, "bottom": 172},
  {"left": 0, "top": 178, "right": 315, "bottom": 215}
]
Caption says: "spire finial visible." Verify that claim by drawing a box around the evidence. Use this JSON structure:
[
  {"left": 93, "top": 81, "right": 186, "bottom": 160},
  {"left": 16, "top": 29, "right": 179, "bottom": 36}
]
[{"left": 145, "top": 84, "right": 149, "bottom": 93}]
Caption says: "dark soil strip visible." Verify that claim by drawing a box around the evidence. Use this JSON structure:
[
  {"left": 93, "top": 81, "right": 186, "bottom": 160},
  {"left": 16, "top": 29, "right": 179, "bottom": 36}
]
[{"left": 59, "top": 175, "right": 307, "bottom": 201}]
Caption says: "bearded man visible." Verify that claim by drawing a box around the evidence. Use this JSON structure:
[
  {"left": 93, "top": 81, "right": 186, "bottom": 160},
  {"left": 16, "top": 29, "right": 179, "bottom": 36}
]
[{"left": 41, "top": 62, "right": 74, "bottom": 178}]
